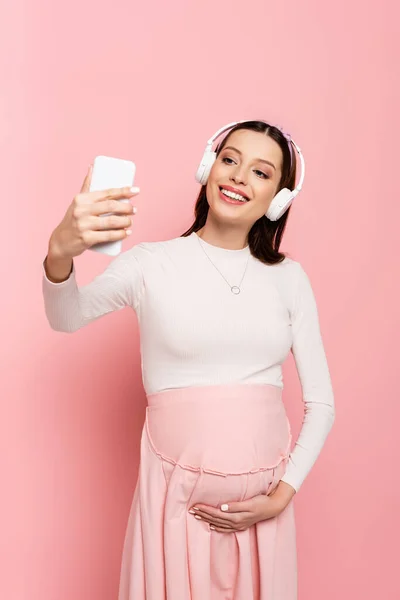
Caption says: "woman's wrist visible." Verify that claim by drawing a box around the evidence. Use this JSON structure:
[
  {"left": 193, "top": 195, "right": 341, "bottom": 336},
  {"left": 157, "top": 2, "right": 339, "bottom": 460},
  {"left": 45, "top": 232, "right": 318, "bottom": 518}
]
[
  {"left": 44, "top": 244, "right": 73, "bottom": 283},
  {"left": 268, "top": 481, "right": 296, "bottom": 514}
]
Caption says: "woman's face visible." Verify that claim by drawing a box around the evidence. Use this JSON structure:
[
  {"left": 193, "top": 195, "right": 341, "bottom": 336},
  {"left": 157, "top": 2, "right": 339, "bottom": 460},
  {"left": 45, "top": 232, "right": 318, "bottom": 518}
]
[{"left": 206, "top": 129, "right": 284, "bottom": 226}]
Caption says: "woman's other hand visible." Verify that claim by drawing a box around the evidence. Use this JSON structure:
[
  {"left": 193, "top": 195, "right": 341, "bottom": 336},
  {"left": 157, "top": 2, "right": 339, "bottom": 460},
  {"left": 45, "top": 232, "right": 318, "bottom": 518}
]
[{"left": 188, "top": 481, "right": 296, "bottom": 532}]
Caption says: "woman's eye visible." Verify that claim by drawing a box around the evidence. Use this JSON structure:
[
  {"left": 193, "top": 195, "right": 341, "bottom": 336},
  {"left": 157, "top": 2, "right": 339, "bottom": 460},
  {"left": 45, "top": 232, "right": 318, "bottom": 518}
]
[{"left": 222, "top": 157, "right": 269, "bottom": 179}]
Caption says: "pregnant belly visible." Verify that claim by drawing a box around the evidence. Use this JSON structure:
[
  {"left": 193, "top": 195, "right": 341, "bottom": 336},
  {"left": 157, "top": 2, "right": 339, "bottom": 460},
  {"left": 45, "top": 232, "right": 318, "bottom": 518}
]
[{"left": 144, "top": 384, "right": 292, "bottom": 506}]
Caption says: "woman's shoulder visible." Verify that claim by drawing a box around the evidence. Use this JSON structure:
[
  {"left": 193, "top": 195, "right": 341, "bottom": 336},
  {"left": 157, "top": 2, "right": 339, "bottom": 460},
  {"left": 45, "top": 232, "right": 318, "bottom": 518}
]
[
  {"left": 264, "top": 254, "right": 312, "bottom": 298},
  {"left": 122, "top": 234, "right": 190, "bottom": 264},
  {"left": 267, "top": 254, "right": 304, "bottom": 276},
  {"left": 133, "top": 234, "right": 188, "bottom": 253}
]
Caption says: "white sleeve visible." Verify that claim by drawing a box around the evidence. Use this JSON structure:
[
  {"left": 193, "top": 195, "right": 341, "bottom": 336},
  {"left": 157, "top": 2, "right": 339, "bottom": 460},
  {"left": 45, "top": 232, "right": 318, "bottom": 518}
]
[
  {"left": 41, "top": 246, "right": 144, "bottom": 333},
  {"left": 280, "top": 263, "right": 335, "bottom": 492}
]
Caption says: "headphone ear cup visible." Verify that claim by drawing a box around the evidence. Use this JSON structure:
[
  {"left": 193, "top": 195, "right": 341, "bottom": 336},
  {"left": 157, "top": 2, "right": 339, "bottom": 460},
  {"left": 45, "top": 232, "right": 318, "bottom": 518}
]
[
  {"left": 265, "top": 188, "right": 294, "bottom": 221},
  {"left": 195, "top": 150, "right": 217, "bottom": 185}
]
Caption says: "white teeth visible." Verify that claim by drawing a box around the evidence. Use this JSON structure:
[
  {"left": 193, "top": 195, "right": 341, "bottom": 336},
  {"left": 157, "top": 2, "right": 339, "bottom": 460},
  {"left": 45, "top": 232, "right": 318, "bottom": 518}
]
[{"left": 221, "top": 188, "right": 248, "bottom": 202}]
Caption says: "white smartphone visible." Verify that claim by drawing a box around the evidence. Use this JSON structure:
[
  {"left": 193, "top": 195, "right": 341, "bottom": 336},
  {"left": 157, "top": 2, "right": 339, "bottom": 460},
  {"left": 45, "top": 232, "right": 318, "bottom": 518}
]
[{"left": 88, "top": 155, "right": 136, "bottom": 257}]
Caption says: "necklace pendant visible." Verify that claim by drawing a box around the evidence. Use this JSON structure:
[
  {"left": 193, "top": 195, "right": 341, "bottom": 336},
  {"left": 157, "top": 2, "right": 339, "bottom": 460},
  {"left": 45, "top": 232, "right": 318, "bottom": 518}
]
[{"left": 231, "top": 286, "right": 241, "bottom": 295}]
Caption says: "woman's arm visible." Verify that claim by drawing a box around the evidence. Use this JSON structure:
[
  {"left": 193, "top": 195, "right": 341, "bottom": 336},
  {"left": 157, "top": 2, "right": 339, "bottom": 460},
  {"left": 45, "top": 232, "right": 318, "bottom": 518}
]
[
  {"left": 279, "top": 263, "right": 336, "bottom": 493},
  {"left": 42, "top": 245, "right": 144, "bottom": 333}
]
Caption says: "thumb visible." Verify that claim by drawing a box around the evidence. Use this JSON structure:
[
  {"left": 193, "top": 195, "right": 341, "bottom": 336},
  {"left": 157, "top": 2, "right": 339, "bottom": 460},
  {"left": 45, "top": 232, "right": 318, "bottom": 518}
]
[
  {"left": 220, "top": 499, "right": 251, "bottom": 513},
  {"left": 80, "top": 164, "right": 93, "bottom": 193}
]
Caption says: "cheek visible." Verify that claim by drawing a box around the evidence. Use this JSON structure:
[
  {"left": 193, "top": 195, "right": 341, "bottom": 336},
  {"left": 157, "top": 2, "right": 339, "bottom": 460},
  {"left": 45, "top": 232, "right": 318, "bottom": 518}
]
[
  {"left": 251, "top": 185, "right": 277, "bottom": 211},
  {"left": 205, "top": 172, "right": 223, "bottom": 203},
  {"left": 208, "top": 161, "right": 225, "bottom": 183},
  {"left": 205, "top": 180, "right": 215, "bottom": 205}
]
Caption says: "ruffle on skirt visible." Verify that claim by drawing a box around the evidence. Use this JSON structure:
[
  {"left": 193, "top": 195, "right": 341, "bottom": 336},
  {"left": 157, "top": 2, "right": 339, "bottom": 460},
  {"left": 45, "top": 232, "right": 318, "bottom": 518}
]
[{"left": 118, "top": 384, "right": 297, "bottom": 600}]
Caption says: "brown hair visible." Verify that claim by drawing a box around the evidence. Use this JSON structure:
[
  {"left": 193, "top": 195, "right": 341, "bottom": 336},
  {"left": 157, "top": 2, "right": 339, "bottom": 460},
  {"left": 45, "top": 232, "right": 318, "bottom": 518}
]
[{"left": 180, "top": 120, "right": 297, "bottom": 265}]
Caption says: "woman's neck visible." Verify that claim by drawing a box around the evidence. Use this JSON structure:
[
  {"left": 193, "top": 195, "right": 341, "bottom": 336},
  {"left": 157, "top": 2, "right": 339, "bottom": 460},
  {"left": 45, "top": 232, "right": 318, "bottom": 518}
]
[{"left": 196, "top": 223, "right": 249, "bottom": 251}]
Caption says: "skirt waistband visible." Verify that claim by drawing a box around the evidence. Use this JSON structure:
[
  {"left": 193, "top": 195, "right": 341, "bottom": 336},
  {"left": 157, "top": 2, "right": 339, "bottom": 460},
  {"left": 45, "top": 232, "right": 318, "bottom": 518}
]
[
  {"left": 144, "top": 383, "right": 291, "bottom": 476},
  {"left": 146, "top": 383, "right": 283, "bottom": 407}
]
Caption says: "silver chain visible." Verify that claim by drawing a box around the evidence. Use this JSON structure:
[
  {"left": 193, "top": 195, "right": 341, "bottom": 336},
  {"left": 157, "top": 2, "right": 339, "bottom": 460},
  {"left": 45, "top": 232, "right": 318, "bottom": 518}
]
[{"left": 195, "top": 233, "right": 251, "bottom": 295}]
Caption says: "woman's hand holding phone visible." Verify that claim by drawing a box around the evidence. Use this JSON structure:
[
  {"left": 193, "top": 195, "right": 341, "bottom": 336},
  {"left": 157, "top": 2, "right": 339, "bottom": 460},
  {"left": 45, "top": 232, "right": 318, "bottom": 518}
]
[
  {"left": 48, "top": 165, "right": 140, "bottom": 261},
  {"left": 44, "top": 165, "right": 140, "bottom": 283}
]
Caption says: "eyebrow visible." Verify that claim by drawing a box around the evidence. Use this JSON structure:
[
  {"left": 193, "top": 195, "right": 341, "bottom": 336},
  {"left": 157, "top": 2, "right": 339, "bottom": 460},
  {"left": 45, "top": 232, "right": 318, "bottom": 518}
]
[{"left": 222, "top": 146, "right": 276, "bottom": 170}]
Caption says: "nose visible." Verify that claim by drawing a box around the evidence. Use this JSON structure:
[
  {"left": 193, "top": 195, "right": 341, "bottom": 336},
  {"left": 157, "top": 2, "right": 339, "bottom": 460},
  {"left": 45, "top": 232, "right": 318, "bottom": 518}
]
[{"left": 230, "top": 166, "right": 247, "bottom": 186}]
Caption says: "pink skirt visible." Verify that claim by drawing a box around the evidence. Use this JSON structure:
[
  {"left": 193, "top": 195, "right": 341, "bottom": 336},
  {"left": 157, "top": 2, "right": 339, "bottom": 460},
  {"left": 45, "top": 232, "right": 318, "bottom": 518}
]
[{"left": 118, "top": 384, "right": 297, "bottom": 600}]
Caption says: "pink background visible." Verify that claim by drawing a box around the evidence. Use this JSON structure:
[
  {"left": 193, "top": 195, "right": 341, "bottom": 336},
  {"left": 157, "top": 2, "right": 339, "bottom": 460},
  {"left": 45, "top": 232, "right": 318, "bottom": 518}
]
[{"left": 1, "top": 0, "right": 399, "bottom": 598}]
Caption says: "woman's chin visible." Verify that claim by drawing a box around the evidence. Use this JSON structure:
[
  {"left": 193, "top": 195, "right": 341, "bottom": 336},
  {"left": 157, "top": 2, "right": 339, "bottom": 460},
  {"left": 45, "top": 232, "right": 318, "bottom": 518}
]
[{"left": 209, "top": 200, "right": 248, "bottom": 223}]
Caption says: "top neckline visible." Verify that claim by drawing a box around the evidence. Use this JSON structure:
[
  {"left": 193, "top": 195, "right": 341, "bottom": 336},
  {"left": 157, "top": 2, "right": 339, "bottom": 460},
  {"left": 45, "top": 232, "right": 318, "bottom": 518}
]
[{"left": 191, "top": 232, "right": 250, "bottom": 255}]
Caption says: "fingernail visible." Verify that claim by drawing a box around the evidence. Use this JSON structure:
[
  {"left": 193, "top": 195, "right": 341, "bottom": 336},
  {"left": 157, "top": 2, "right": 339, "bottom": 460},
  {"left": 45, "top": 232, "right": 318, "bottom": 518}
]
[
  {"left": 130, "top": 186, "right": 140, "bottom": 193},
  {"left": 194, "top": 515, "right": 202, "bottom": 520},
  {"left": 133, "top": 207, "right": 138, "bottom": 214},
  {"left": 126, "top": 230, "right": 132, "bottom": 235},
  {"left": 188, "top": 509, "right": 196, "bottom": 514},
  {"left": 220, "top": 504, "right": 229, "bottom": 512},
  {"left": 210, "top": 526, "right": 216, "bottom": 530},
  {"left": 192, "top": 507, "right": 199, "bottom": 511}
]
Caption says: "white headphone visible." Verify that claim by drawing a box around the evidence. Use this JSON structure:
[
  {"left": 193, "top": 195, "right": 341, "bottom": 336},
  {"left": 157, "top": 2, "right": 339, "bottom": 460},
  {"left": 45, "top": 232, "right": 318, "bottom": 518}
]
[{"left": 195, "top": 120, "right": 305, "bottom": 221}]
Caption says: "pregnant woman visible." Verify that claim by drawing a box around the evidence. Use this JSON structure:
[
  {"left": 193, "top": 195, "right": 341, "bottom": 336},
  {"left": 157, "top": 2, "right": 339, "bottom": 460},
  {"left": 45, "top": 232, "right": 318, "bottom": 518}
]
[{"left": 42, "top": 119, "right": 335, "bottom": 600}]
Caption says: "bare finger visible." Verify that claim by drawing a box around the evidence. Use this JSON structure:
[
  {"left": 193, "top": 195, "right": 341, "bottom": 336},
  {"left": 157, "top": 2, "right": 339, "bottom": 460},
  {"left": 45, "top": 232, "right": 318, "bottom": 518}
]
[
  {"left": 91, "top": 199, "right": 136, "bottom": 217},
  {"left": 191, "top": 511, "right": 235, "bottom": 528},
  {"left": 92, "top": 214, "right": 133, "bottom": 231},
  {"left": 210, "top": 525, "right": 237, "bottom": 533},
  {"left": 88, "top": 186, "right": 140, "bottom": 204},
  {"left": 84, "top": 228, "right": 131, "bottom": 247},
  {"left": 196, "top": 516, "right": 235, "bottom": 530},
  {"left": 80, "top": 164, "right": 93, "bottom": 193},
  {"left": 192, "top": 507, "right": 240, "bottom": 525}
]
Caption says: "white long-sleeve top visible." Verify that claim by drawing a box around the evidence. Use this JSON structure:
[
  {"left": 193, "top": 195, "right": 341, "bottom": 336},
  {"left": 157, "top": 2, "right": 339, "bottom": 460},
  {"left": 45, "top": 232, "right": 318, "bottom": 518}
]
[{"left": 42, "top": 231, "right": 335, "bottom": 492}]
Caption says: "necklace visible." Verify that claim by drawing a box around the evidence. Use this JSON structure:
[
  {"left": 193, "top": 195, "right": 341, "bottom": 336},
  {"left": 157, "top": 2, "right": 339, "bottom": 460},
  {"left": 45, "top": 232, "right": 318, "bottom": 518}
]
[{"left": 195, "top": 233, "right": 251, "bottom": 295}]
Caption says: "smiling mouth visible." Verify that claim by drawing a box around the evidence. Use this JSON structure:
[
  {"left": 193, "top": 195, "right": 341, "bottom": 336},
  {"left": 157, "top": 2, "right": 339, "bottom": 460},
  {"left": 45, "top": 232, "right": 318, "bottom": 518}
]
[{"left": 218, "top": 187, "right": 249, "bottom": 204}]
